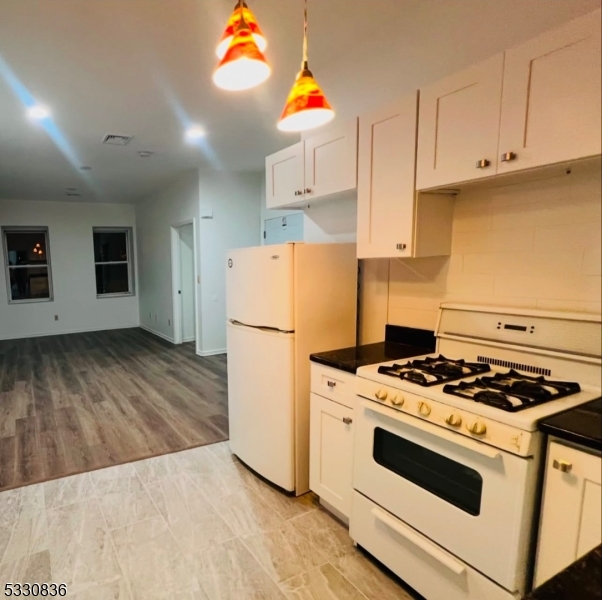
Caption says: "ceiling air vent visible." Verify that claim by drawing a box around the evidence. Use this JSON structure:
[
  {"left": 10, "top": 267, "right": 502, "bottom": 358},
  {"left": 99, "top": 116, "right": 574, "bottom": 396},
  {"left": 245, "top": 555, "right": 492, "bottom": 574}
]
[{"left": 102, "top": 134, "right": 133, "bottom": 146}]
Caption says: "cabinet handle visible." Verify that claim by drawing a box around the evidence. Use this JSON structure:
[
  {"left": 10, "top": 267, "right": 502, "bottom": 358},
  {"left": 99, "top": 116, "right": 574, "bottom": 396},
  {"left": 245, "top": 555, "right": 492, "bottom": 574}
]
[
  {"left": 305, "top": 188, "right": 313, "bottom": 194},
  {"left": 553, "top": 459, "right": 573, "bottom": 474},
  {"left": 327, "top": 381, "right": 336, "bottom": 388},
  {"left": 476, "top": 159, "right": 491, "bottom": 169},
  {"left": 396, "top": 243, "right": 407, "bottom": 251},
  {"left": 343, "top": 417, "right": 353, "bottom": 425},
  {"left": 501, "top": 152, "right": 517, "bottom": 162}
]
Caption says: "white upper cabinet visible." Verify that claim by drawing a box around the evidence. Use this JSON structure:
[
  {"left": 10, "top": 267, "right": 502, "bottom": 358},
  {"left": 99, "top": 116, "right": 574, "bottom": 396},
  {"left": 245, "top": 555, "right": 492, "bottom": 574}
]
[
  {"left": 416, "top": 53, "right": 505, "bottom": 190},
  {"left": 358, "top": 92, "right": 454, "bottom": 259},
  {"left": 304, "top": 119, "right": 358, "bottom": 201},
  {"left": 498, "top": 9, "right": 601, "bottom": 174},
  {"left": 358, "top": 94, "right": 418, "bottom": 259},
  {"left": 265, "top": 142, "right": 305, "bottom": 209},
  {"left": 417, "top": 10, "right": 601, "bottom": 190},
  {"left": 265, "top": 119, "right": 358, "bottom": 209}
]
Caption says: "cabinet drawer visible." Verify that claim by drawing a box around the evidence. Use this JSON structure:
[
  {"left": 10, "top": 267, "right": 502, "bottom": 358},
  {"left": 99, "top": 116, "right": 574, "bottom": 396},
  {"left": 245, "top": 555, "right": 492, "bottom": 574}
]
[
  {"left": 351, "top": 492, "right": 519, "bottom": 600},
  {"left": 310, "top": 363, "right": 356, "bottom": 409}
]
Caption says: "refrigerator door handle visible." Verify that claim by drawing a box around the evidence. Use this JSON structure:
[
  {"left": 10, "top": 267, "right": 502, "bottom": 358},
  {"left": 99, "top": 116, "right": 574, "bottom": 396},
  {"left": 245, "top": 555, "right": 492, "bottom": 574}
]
[{"left": 229, "top": 319, "right": 295, "bottom": 335}]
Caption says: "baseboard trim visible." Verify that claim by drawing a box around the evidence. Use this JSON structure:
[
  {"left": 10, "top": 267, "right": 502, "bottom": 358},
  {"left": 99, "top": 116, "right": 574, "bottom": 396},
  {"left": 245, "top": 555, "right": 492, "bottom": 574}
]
[
  {"left": 0, "top": 324, "right": 139, "bottom": 341},
  {"left": 182, "top": 336, "right": 196, "bottom": 343},
  {"left": 196, "top": 348, "right": 227, "bottom": 357},
  {"left": 139, "top": 325, "right": 175, "bottom": 344}
]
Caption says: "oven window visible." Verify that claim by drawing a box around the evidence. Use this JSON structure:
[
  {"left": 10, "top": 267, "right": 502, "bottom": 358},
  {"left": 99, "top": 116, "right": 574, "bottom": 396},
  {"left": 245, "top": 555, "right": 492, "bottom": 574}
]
[{"left": 373, "top": 428, "right": 483, "bottom": 516}]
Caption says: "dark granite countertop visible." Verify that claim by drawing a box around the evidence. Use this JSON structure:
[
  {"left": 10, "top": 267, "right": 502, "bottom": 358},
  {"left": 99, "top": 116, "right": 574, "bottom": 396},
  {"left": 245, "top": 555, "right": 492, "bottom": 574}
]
[
  {"left": 310, "top": 325, "right": 436, "bottom": 374},
  {"left": 539, "top": 398, "right": 602, "bottom": 452},
  {"left": 526, "top": 545, "right": 601, "bottom": 600}
]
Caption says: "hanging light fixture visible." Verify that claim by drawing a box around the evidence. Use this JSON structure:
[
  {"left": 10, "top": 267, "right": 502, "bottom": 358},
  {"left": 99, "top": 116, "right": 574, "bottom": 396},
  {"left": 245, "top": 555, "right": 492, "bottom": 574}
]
[
  {"left": 213, "top": 0, "right": 271, "bottom": 91},
  {"left": 216, "top": 1, "right": 267, "bottom": 60},
  {"left": 278, "top": 0, "right": 334, "bottom": 132}
]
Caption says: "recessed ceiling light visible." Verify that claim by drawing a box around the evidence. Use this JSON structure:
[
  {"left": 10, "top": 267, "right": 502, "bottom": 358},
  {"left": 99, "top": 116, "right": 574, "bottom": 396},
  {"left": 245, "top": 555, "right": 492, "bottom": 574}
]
[
  {"left": 80, "top": 165, "right": 92, "bottom": 171},
  {"left": 26, "top": 104, "right": 51, "bottom": 121},
  {"left": 185, "top": 125, "right": 206, "bottom": 142},
  {"left": 138, "top": 151, "right": 154, "bottom": 158}
]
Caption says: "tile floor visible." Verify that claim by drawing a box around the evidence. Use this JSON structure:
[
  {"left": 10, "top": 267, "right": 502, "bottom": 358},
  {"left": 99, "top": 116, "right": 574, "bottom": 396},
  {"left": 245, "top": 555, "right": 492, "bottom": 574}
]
[{"left": 0, "top": 442, "right": 416, "bottom": 599}]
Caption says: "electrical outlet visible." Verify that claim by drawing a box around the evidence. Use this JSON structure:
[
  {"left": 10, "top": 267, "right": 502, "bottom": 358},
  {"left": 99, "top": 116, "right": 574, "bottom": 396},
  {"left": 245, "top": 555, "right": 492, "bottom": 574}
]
[
  {"left": 168, "top": 319, "right": 171, "bottom": 326},
  {"left": 54, "top": 315, "right": 59, "bottom": 321}
]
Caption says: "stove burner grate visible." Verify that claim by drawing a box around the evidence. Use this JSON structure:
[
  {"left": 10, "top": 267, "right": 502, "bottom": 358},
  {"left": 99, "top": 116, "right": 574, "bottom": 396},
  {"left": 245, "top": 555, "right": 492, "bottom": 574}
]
[
  {"left": 377, "top": 355, "right": 491, "bottom": 387},
  {"left": 443, "top": 370, "right": 582, "bottom": 412}
]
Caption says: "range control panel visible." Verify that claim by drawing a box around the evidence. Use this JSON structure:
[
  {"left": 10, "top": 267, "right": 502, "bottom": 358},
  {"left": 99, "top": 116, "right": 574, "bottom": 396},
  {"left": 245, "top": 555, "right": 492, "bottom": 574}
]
[{"left": 356, "top": 377, "right": 538, "bottom": 457}]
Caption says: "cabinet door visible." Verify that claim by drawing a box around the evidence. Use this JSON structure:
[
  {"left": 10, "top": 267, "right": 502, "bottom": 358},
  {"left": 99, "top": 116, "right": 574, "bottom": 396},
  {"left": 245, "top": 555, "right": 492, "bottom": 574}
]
[
  {"left": 265, "top": 142, "right": 305, "bottom": 209},
  {"left": 304, "top": 119, "right": 358, "bottom": 201},
  {"left": 357, "top": 93, "right": 418, "bottom": 259},
  {"left": 416, "top": 53, "right": 504, "bottom": 190},
  {"left": 498, "top": 10, "right": 601, "bottom": 174},
  {"left": 535, "top": 442, "right": 602, "bottom": 587},
  {"left": 309, "top": 393, "right": 354, "bottom": 518}
]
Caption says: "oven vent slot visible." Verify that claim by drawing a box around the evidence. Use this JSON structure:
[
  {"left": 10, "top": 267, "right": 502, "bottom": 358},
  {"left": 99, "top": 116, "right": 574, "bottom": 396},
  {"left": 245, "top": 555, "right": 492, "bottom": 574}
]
[{"left": 477, "top": 356, "right": 551, "bottom": 377}]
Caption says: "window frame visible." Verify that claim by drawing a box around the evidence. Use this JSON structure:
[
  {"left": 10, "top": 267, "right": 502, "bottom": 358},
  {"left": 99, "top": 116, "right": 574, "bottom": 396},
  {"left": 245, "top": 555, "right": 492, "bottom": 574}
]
[
  {"left": 2, "top": 226, "right": 54, "bottom": 305},
  {"left": 93, "top": 227, "right": 135, "bottom": 298}
]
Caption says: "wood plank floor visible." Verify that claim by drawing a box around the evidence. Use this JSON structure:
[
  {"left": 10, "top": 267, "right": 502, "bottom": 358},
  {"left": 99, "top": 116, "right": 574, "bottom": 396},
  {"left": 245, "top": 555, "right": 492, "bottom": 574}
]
[{"left": 0, "top": 328, "right": 228, "bottom": 493}]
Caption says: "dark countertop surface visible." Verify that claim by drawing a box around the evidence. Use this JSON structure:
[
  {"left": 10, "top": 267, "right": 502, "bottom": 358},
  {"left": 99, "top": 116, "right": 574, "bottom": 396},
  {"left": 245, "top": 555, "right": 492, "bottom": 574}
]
[
  {"left": 539, "top": 398, "right": 602, "bottom": 452},
  {"left": 526, "top": 545, "right": 601, "bottom": 600},
  {"left": 310, "top": 341, "right": 434, "bottom": 374},
  {"left": 310, "top": 325, "right": 436, "bottom": 374}
]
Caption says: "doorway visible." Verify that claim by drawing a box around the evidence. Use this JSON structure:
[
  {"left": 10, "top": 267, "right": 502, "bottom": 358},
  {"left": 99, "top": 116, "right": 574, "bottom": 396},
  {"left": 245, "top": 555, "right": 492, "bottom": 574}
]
[{"left": 171, "top": 221, "right": 197, "bottom": 346}]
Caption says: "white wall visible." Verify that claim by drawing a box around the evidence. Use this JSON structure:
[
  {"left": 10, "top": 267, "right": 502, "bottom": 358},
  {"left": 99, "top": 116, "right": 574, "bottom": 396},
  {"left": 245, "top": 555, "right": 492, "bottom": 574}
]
[
  {"left": 136, "top": 169, "right": 262, "bottom": 355},
  {"left": 136, "top": 170, "right": 200, "bottom": 343},
  {"left": 360, "top": 165, "right": 602, "bottom": 342},
  {"left": 0, "top": 199, "right": 139, "bottom": 340},
  {"left": 198, "top": 170, "right": 262, "bottom": 354}
]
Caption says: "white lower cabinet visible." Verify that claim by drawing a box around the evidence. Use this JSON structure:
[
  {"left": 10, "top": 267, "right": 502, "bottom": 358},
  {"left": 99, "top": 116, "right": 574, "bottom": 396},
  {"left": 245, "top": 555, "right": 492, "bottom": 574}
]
[
  {"left": 309, "top": 393, "right": 354, "bottom": 519},
  {"left": 535, "top": 440, "right": 602, "bottom": 587}
]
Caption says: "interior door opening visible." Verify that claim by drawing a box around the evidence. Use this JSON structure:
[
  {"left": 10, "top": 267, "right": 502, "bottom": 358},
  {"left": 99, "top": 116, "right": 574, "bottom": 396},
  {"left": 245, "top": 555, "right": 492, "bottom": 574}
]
[{"left": 171, "top": 222, "right": 197, "bottom": 346}]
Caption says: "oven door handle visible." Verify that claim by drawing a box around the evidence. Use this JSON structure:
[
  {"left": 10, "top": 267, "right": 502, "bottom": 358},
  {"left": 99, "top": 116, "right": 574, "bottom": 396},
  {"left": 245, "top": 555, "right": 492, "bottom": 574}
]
[
  {"left": 360, "top": 400, "right": 501, "bottom": 460},
  {"left": 371, "top": 507, "right": 466, "bottom": 576}
]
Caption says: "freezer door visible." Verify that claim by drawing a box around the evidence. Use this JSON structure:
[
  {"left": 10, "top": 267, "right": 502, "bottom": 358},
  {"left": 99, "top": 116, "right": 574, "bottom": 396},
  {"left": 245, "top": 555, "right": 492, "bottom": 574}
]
[
  {"left": 227, "top": 321, "right": 296, "bottom": 491},
  {"left": 226, "top": 244, "right": 294, "bottom": 332}
]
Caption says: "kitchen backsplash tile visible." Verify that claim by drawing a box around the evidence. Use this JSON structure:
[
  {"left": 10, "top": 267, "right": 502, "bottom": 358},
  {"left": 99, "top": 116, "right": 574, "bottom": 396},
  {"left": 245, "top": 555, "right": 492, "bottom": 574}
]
[{"left": 361, "top": 164, "right": 601, "bottom": 338}]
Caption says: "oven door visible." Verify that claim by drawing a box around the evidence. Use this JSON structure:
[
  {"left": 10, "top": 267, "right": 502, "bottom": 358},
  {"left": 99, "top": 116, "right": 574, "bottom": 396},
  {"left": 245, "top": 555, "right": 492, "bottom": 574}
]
[{"left": 353, "top": 398, "right": 537, "bottom": 594}]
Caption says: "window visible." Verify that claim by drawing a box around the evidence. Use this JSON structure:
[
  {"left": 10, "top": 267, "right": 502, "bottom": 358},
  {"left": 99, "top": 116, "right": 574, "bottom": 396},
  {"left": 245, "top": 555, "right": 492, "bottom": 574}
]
[
  {"left": 93, "top": 228, "right": 134, "bottom": 297},
  {"left": 2, "top": 227, "right": 53, "bottom": 303}
]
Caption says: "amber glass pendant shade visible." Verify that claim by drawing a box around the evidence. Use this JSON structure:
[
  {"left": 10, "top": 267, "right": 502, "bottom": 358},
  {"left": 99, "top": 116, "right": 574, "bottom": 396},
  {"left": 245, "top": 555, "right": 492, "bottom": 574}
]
[
  {"left": 216, "top": 2, "right": 267, "bottom": 60},
  {"left": 278, "top": 67, "right": 335, "bottom": 132},
  {"left": 213, "top": 26, "right": 271, "bottom": 91}
]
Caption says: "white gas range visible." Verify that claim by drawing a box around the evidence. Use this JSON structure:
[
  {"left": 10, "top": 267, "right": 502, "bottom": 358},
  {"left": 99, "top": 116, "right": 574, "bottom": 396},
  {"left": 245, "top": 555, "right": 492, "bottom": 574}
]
[{"left": 350, "top": 304, "right": 601, "bottom": 600}]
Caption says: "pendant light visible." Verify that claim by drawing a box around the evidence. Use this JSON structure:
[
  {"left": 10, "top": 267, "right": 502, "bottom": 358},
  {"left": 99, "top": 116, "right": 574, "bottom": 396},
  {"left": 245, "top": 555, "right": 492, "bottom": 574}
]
[
  {"left": 216, "top": 2, "right": 267, "bottom": 60},
  {"left": 213, "top": 0, "right": 271, "bottom": 91},
  {"left": 278, "top": 0, "right": 334, "bottom": 132}
]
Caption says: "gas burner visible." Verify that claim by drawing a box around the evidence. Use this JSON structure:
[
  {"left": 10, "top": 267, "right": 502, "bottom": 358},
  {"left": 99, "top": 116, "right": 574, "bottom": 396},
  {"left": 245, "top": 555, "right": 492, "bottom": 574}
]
[
  {"left": 443, "top": 370, "right": 582, "bottom": 412},
  {"left": 377, "top": 355, "right": 491, "bottom": 387}
]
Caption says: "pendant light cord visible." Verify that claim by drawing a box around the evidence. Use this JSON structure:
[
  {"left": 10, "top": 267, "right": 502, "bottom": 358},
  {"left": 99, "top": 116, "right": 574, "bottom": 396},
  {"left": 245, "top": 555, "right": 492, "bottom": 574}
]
[
  {"left": 302, "top": 0, "right": 309, "bottom": 70},
  {"left": 238, "top": 0, "right": 248, "bottom": 30}
]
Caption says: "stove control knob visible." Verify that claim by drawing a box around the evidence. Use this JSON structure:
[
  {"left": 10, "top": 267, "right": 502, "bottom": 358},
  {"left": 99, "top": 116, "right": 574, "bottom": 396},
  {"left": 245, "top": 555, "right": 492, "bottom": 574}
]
[
  {"left": 445, "top": 413, "right": 462, "bottom": 428},
  {"left": 375, "top": 389, "right": 388, "bottom": 401},
  {"left": 418, "top": 402, "right": 431, "bottom": 417},
  {"left": 390, "top": 394, "right": 405, "bottom": 407},
  {"left": 468, "top": 421, "right": 487, "bottom": 436}
]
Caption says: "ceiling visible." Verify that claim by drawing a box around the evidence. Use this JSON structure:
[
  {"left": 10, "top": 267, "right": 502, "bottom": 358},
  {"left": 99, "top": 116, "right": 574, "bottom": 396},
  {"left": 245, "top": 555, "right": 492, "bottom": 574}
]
[{"left": 0, "top": 0, "right": 599, "bottom": 204}]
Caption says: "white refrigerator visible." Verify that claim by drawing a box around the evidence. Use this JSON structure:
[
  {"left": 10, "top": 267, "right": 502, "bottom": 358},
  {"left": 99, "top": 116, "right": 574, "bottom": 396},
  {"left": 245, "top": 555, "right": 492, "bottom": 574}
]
[{"left": 226, "top": 243, "right": 357, "bottom": 495}]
